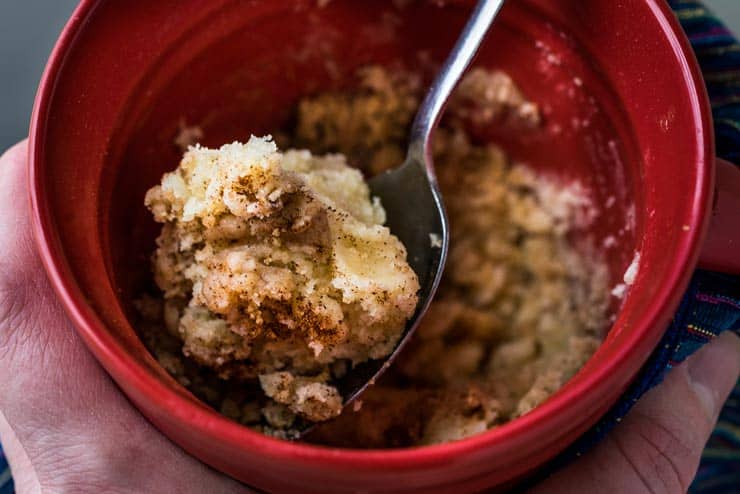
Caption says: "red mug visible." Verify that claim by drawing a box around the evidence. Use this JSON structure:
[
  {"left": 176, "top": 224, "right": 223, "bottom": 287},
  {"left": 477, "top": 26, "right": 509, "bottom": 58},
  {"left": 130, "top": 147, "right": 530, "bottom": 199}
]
[{"left": 29, "top": 0, "right": 740, "bottom": 492}]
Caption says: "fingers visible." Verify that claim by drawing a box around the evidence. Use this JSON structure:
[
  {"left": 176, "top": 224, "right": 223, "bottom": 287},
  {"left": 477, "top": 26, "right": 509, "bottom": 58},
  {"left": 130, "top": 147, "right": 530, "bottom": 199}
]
[
  {"left": 0, "top": 142, "right": 252, "bottom": 492},
  {"left": 531, "top": 331, "right": 740, "bottom": 493},
  {"left": 0, "top": 139, "right": 99, "bottom": 431}
]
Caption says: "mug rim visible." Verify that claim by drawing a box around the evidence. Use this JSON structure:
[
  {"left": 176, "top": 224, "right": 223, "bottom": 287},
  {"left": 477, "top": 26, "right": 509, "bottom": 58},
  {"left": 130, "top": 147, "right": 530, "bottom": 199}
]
[{"left": 28, "top": 0, "right": 714, "bottom": 470}]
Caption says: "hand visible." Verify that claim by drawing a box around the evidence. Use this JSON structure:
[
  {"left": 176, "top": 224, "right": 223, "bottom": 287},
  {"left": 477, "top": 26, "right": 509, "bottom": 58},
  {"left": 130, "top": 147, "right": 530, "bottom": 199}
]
[
  {"left": 531, "top": 329, "right": 739, "bottom": 493},
  {"left": 0, "top": 141, "right": 251, "bottom": 493},
  {"left": 1, "top": 140, "right": 738, "bottom": 493}
]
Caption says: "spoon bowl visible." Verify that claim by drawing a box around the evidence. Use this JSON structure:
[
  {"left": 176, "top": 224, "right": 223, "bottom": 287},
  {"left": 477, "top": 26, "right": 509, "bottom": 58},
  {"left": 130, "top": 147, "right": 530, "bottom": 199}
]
[{"left": 332, "top": 156, "right": 448, "bottom": 405}]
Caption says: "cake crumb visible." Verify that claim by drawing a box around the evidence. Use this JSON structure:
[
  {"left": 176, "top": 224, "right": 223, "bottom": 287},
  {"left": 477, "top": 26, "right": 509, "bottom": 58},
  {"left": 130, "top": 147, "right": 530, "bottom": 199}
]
[
  {"left": 174, "top": 121, "right": 204, "bottom": 152},
  {"left": 611, "top": 252, "right": 640, "bottom": 299},
  {"left": 623, "top": 252, "right": 640, "bottom": 285},
  {"left": 611, "top": 284, "right": 627, "bottom": 299}
]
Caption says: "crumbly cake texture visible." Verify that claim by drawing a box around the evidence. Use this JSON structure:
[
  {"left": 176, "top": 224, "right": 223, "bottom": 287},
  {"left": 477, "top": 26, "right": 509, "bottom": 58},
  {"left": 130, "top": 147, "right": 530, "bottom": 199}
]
[
  {"left": 143, "top": 137, "right": 419, "bottom": 424},
  {"left": 138, "top": 66, "right": 610, "bottom": 444},
  {"left": 299, "top": 67, "right": 608, "bottom": 447},
  {"left": 307, "top": 132, "right": 608, "bottom": 447},
  {"left": 312, "top": 150, "right": 608, "bottom": 448}
]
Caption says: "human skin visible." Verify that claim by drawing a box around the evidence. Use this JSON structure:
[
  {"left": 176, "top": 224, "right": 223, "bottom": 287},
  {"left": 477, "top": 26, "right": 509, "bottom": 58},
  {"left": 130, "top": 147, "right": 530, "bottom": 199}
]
[{"left": 1, "top": 140, "right": 738, "bottom": 493}]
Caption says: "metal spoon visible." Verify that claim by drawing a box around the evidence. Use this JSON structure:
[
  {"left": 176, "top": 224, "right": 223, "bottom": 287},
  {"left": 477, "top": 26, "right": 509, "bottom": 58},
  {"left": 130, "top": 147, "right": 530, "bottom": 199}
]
[{"left": 299, "top": 0, "right": 505, "bottom": 438}]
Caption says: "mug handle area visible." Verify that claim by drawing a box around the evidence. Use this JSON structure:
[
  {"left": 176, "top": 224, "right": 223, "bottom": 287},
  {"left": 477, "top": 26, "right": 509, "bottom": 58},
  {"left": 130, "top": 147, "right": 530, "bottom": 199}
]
[{"left": 698, "top": 158, "right": 740, "bottom": 274}]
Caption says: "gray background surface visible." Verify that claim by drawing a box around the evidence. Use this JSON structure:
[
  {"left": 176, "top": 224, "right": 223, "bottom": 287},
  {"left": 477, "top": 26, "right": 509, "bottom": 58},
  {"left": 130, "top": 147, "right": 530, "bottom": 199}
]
[{"left": 1, "top": 0, "right": 739, "bottom": 151}]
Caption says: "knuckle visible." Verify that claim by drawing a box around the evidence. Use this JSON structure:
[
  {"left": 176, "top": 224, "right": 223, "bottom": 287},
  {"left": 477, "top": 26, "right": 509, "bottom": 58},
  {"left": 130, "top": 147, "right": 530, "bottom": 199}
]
[
  {"left": 36, "top": 435, "right": 156, "bottom": 494},
  {"left": 0, "top": 140, "right": 27, "bottom": 163},
  {"left": 617, "top": 411, "right": 697, "bottom": 493},
  {"left": 0, "top": 275, "right": 31, "bottom": 362},
  {"left": 33, "top": 444, "right": 113, "bottom": 494}
]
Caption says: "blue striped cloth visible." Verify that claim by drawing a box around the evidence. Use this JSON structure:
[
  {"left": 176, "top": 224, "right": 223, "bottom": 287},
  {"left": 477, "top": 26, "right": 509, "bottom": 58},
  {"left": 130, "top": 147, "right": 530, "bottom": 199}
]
[
  {"left": 0, "top": 1, "right": 738, "bottom": 492},
  {"left": 0, "top": 446, "right": 11, "bottom": 494},
  {"left": 670, "top": 2, "right": 740, "bottom": 491}
]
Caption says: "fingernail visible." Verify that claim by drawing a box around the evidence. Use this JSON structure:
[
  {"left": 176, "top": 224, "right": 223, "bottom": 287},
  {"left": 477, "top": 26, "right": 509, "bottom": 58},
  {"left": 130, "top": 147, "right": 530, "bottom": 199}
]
[{"left": 687, "top": 331, "right": 740, "bottom": 421}]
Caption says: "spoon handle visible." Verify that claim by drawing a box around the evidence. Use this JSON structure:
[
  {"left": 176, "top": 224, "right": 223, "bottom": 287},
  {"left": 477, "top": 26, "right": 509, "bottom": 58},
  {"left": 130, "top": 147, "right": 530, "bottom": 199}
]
[{"left": 408, "top": 0, "right": 505, "bottom": 169}]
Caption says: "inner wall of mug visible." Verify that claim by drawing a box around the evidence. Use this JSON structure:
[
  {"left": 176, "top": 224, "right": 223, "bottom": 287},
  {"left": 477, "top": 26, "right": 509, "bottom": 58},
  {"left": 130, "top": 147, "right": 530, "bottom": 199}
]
[{"left": 101, "top": 0, "right": 639, "bottom": 341}]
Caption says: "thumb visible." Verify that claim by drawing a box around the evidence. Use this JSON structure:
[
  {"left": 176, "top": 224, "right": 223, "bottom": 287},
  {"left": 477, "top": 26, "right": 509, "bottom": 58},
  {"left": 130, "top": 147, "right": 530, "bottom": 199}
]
[{"left": 532, "top": 330, "right": 740, "bottom": 493}]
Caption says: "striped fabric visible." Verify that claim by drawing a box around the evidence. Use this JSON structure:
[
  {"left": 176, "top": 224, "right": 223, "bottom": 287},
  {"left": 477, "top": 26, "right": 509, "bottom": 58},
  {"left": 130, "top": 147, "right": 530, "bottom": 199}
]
[
  {"left": 0, "top": 446, "right": 10, "bottom": 494},
  {"left": 0, "top": 1, "right": 738, "bottom": 492},
  {"left": 669, "top": 2, "right": 740, "bottom": 491}
]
